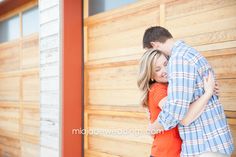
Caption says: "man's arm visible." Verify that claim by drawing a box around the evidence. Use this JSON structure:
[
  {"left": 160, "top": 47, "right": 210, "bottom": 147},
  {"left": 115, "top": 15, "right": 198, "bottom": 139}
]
[{"left": 157, "top": 56, "right": 197, "bottom": 130}]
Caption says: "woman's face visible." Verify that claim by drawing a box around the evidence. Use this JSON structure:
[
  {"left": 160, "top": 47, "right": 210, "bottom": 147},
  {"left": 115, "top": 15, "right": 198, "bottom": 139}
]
[{"left": 152, "top": 54, "right": 168, "bottom": 83}]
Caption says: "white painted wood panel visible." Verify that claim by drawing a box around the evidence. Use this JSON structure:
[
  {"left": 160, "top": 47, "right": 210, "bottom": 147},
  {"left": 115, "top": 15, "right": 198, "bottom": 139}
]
[{"left": 39, "top": 0, "right": 61, "bottom": 156}]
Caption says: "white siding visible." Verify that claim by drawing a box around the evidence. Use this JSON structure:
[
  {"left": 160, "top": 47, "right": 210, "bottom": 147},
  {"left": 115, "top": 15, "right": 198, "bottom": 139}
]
[{"left": 39, "top": 0, "right": 61, "bottom": 157}]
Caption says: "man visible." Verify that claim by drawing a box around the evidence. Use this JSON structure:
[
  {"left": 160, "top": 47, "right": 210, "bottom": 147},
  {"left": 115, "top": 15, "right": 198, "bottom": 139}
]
[{"left": 143, "top": 26, "right": 234, "bottom": 157}]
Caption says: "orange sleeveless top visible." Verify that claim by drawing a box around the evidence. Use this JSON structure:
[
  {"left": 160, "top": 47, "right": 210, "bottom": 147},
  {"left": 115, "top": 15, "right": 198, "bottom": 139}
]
[{"left": 148, "top": 83, "right": 182, "bottom": 157}]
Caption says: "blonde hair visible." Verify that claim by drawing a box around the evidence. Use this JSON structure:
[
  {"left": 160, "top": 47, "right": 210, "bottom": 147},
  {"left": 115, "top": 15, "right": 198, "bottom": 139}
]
[{"left": 137, "top": 49, "right": 162, "bottom": 108}]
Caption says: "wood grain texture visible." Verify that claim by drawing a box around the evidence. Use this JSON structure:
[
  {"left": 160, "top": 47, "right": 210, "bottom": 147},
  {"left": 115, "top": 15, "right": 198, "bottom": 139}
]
[
  {"left": 0, "top": 26, "right": 39, "bottom": 157},
  {"left": 84, "top": 0, "right": 236, "bottom": 156}
]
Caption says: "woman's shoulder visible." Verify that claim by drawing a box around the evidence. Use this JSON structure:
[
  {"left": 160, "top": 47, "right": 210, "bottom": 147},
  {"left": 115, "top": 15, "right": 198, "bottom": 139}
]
[
  {"left": 150, "top": 83, "right": 168, "bottom": 93},
  {"left": 148, "top": 83, "right": 168, "bottom": 109}
]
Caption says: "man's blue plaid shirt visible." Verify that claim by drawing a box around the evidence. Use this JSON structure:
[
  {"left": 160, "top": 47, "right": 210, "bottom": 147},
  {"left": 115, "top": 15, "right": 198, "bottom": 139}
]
[{"left": 157, "top": 40, "right": 234, "bottom": 157}]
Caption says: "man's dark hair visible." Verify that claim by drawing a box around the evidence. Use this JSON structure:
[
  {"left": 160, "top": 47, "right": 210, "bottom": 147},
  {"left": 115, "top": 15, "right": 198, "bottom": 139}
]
[{"left": 143, "top": 26, "right": 173, "bottom": 49}]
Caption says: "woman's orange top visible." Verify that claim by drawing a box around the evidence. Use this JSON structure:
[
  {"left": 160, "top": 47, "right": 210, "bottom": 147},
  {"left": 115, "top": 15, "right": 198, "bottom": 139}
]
[{"left": 148, "top": 83, "right": 182, "bottom": 157}]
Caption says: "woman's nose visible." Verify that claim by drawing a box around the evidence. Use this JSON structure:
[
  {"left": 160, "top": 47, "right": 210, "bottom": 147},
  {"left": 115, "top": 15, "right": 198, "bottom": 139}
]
[{"left": 163, "top": 66, "right": 167, "bottom": 73}]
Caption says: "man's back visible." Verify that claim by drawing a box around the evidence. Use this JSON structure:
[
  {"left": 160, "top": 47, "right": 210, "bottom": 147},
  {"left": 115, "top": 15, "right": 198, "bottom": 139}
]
[{"left": 165, "top": 40, "right": 234, "bottom": 156}]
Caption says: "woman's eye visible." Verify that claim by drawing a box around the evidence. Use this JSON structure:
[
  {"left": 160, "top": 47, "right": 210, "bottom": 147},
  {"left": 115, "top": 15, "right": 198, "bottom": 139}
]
[{"left": 155, "top": 69, "right": 160, "bottom": 72}]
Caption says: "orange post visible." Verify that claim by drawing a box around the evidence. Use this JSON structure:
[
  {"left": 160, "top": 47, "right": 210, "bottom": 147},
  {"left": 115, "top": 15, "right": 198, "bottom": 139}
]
[{"left": 63, "top": 0, "right": 83, "bottom": 156}]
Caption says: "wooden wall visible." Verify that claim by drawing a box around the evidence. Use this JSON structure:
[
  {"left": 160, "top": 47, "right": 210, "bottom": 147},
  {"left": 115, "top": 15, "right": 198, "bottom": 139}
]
[
  {"left": 0, "top": 34, "right": 40, "bottom": 156},
  {"left": 0, "top": 1, "right": 40, "bottom": 157},
  {"left": 84, "top": 0, "right": 236, "bottom": 156}
]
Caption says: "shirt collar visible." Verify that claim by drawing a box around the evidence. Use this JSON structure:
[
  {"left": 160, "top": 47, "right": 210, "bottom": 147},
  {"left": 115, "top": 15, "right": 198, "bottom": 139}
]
[{"left": 171, "top": 40, "right": 184, "bottom": 56}]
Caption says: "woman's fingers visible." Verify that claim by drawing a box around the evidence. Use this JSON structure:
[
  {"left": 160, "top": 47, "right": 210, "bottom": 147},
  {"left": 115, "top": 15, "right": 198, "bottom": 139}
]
[
  {"left": 148, "top": 122, "right": 164, "bottom": 136},
  {"left": 203, "top": 76, "right": 207, "bottom": 85},
  {"left": 215, "top": 82, "right": 219, "bottom": 89},
  {"left": 208, "top": 72, "right": 214, "bottom": 83},
  {"left": 214, "top": 87, "right": 220, "bottom": 96},
  {"left": 203, "top": 71, "right": 216, "bottom": 96},
  {"left": 214, "top": 80, "right": 220, "bottom": 96}
]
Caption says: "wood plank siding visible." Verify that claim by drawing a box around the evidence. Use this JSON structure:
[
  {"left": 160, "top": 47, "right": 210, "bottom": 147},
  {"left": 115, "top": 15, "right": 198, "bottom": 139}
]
[
  {"left": 0, "top": 1, "right": 40, "bottom": 156},
  {"left": 0, "top": 34, "right": 40, "bottom": 156},
  {"left": 84, "top": 0, "right": 236, "bottom": 156}
]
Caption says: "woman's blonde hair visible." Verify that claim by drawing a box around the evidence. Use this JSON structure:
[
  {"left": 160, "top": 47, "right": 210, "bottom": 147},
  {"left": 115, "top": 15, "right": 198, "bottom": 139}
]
[{"left": 137, "top": 49, "right": 162, "bottom": 108}]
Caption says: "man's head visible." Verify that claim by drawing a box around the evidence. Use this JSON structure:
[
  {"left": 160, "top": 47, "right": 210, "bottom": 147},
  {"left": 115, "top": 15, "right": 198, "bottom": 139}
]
[{"left": 143, "top": 26, "right": 173, "bottom": 55}]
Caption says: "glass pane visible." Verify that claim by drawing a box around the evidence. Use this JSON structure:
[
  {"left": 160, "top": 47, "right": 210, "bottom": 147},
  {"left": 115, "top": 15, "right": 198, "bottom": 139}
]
[
  {"left": 22, "top": 6, "right": 39, "bottom": 36},
  {"left": 0, "top": 15, "right": 20, "bottom": 43},
  {"left": 89, "top": 0, "right": 137, "bottom": 16}
]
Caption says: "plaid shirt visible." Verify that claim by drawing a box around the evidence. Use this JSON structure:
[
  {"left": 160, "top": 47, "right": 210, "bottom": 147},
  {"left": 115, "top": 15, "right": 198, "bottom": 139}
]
[{"left": 157, "top": 40, "right": 234, "bottom": 156}]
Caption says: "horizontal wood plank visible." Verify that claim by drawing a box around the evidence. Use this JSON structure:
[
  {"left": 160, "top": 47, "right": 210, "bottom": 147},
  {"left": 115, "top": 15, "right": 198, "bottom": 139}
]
[
  {"left": 85, "top": 149, "right": 121, "bottom": 157},
  {"left": 88, "top": 136, "right": 151, "bottom": 157},
  {"left": 21, "top": 141, "right": 40, "bottom": 157},
  {"left": 166, "top": 0, "right": 236, "bottom": 20},
  {"left": 22, "top": 74, "right": 40, "bottom": 102},
  {"left": 22, "top": 34, "right": 39, "bottom": 69},
  {"left": 85, "top": 0, "right": 160, "bottom": 26},
  {"left": 0, "top": 40, "right": 20, "bottom": 72},
  {"left": 0, "top": 76, "right": 20, "bottom": 101}
]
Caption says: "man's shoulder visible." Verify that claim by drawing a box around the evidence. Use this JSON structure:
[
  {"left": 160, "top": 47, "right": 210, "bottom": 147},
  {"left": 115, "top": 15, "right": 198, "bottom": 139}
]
[{"left": 171, "top": 45, "right": 202, "bottom": 64}]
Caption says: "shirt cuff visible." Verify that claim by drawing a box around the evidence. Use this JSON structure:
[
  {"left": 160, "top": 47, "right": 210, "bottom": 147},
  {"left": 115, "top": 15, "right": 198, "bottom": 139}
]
[{"left": 157, "top": 111, "right": 178, "bottom": 130}]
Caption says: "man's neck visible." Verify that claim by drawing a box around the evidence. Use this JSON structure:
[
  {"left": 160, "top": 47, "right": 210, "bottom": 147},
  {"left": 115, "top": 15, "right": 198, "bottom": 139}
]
[{"left": 165, "top": 38, "right": 175, "bottom": 56}]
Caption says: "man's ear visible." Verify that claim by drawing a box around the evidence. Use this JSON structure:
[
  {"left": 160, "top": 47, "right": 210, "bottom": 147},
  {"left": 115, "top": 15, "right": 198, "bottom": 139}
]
[{"left": 150, "top": 41, "right": 159, "bottom": 48}]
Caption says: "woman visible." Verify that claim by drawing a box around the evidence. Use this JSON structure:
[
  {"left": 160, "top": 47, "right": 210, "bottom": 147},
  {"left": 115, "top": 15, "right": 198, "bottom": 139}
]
[{"left": 137, "top": 49, "right": 218, "bottom": 157}]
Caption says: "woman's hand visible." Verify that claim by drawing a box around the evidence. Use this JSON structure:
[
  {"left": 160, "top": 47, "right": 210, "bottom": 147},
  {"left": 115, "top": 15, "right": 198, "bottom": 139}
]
[
  {"left": 148, "top": 121, "right": 164, "bottom": 137},
  {"left": 214, "top": 82, "right": 220, "bottom": 96},
  {"left": 203, "top": 72, "right": 215, "bottom": 97}
]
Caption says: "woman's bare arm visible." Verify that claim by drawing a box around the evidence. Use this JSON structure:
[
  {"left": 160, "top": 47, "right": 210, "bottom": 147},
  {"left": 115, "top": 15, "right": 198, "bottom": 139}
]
[{"left": 180, "top": 93, "right": 211, "bottom": 126}]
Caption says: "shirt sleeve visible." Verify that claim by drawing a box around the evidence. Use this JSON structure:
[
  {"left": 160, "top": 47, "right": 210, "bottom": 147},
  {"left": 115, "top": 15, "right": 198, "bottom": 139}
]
[{"left": 157, "top": 56, "right": 197, "bottom": 130}]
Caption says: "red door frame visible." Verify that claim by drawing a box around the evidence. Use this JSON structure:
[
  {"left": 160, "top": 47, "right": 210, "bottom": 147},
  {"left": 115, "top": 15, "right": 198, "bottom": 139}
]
[
  {"left": 0, "top": 0, "right": 84, "bottom": 156},
  {"left": 63, "top": 0, "right": 83, "bottom": 156}
]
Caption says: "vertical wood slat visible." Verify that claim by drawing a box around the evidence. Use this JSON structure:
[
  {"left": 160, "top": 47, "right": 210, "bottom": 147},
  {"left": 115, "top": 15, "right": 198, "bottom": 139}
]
[
  {"left": 83, "top": 0, "right": 88, "bottom": 19},
  {"left": 84, "top": 112, "right": 88, "bottom": 150},
  {"left": 84, "top": 26, "right": 88, "bottom": 63},
  {"left": 19, "top": 11, "right": 23, "bottom": 157},
  {"left": 84, "top": 8, "right": 89, "bottom": 150},
  {"left": 84, "top": 68, "right": 89, "bottom": 151},
  {"left": 160, "top": 3, "right": 165, "bottom": 27}
]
